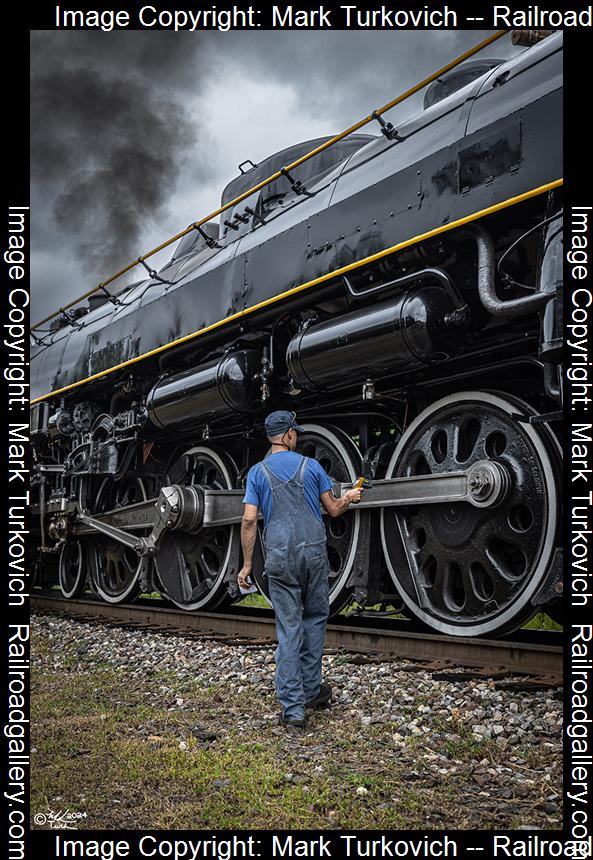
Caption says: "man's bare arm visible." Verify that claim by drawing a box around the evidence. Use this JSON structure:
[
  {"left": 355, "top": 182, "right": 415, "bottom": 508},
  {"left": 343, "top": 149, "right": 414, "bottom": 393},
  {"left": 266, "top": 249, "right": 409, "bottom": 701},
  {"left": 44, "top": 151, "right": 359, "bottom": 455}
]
[
  {"left": 238, "top": 504, "right": 258, "bottom": 587},
  {"left": 320, "top": 487, "right": 362, "bottom": 518}
]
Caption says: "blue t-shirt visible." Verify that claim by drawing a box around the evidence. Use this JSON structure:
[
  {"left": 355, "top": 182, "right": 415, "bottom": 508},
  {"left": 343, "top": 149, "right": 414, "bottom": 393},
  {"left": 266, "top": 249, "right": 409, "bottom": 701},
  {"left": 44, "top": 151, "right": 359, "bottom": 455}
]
[{"left": 243, "top": 451, "right": 333, "bottom": 528}]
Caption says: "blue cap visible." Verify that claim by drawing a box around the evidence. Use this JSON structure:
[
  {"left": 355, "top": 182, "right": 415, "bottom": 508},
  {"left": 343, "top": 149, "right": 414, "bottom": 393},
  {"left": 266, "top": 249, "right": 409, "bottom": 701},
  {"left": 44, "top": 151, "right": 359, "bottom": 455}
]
[{"left": 264, "top": 410, "right": 305, "bottom": 437}]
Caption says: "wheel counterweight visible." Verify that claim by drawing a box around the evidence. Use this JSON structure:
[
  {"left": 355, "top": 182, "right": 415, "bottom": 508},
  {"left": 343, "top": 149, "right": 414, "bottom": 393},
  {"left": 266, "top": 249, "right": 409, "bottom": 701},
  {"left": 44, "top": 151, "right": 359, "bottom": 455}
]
[{"left": 380, "top": 392, "right": 559, "bottom": 637}]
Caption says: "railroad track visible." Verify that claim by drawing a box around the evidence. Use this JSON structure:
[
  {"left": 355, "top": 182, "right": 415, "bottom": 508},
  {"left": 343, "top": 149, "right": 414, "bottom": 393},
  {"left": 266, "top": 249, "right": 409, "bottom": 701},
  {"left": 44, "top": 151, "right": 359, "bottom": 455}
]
[{"left": 31, "top": 591, "right": 563, "bottom": 687}]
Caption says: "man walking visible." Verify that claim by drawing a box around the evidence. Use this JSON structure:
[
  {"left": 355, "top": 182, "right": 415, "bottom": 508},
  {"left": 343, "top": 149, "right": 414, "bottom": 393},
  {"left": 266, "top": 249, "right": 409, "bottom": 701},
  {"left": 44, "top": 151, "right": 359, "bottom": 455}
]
[{"left": 238, "top": 411, "right": 362, "bottom": 728}]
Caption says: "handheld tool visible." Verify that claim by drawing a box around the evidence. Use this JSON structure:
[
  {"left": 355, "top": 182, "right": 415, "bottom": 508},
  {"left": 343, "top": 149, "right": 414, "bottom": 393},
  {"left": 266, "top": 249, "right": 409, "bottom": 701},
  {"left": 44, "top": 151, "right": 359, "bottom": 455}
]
[{"left": 351, "top": 463, "right": 373, "bottom": 501}]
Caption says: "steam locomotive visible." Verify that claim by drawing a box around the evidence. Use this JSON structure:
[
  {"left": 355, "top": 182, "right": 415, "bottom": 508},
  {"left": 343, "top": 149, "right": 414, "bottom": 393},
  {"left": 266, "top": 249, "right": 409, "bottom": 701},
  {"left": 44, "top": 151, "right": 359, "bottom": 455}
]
[{"left": 31, "top": 31, "right": 563, "bottom": 637}]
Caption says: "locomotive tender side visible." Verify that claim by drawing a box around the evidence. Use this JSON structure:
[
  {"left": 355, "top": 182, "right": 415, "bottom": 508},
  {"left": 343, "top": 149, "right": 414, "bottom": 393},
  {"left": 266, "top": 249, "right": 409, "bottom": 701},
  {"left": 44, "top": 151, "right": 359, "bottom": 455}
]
[{"left": 31, "top": 31, "right": 564, "bottom": 637}]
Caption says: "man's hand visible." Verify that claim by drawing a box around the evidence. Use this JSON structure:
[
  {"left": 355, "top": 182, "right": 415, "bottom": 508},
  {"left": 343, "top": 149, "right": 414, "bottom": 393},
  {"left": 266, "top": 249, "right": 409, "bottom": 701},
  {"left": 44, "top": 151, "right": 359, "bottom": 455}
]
[
  {"left": 237, "top": 565, "right": 253, "bottom": 589},
  {"left": 320, "top": 486, "right": 363, "bottom": 517}
]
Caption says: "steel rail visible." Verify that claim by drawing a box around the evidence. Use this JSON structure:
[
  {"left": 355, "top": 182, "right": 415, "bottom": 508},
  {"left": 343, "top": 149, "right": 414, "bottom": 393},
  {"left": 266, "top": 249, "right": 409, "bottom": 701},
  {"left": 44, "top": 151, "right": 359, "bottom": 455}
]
[
  {"left": 31, "top": 30, "right": 508, "bottom": 332},
  {"left": 31, "top": 594, "right": 563, "bottom": 677}
]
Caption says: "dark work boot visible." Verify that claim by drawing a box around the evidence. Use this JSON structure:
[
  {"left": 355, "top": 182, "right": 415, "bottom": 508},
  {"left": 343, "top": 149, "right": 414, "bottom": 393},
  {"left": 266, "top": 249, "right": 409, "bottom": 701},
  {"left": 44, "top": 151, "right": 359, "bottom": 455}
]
[
  {"left": 305, "top": 682, "right": 332, "bottom": 710},
  {"left": 279, "top": 713, "right": 306, "bottom": 729}
]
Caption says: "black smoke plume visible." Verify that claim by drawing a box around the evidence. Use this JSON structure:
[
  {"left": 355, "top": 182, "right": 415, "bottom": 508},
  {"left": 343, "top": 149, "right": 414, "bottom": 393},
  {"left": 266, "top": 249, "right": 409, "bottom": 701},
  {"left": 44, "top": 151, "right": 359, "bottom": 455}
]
[{"left": 30, "top": 31, "right": 206, "bottom": 286}]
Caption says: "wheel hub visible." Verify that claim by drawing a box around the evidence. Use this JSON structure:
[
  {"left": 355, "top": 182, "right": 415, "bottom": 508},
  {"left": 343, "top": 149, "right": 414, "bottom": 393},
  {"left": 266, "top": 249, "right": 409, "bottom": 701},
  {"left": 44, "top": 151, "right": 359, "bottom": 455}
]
[{"left": 430, "top": 502, "right": 482, "bottom": 547}]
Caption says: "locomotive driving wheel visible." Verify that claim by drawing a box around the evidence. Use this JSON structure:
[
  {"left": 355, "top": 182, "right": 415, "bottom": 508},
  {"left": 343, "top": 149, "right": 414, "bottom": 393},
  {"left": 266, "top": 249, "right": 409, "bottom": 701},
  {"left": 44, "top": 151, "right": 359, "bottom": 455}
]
[
  {"left": 380, "top": 392, "right": 560, "bottom": 637},
  {"left": 154, "top": 446, "right": 239, "bottom": 611},
  {"left": 59, "top": 539, "right": 87, "bottom": 598},
  {"left": 88, "top": 476, "right": 148, "bottom": 604},
  {"left": 251, "top": 423, "right": 361, "bottom": 615}
]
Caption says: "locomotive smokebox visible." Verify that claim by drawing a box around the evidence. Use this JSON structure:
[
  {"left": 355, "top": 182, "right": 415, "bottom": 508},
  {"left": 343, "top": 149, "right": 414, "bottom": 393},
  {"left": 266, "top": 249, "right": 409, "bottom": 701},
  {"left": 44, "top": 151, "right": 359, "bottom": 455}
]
[
  {"left": 147, "top": 349, "right": 262, "bottom": 430},
  {"left": 286, "top": 287, "right": 465, "bottom": 392}
]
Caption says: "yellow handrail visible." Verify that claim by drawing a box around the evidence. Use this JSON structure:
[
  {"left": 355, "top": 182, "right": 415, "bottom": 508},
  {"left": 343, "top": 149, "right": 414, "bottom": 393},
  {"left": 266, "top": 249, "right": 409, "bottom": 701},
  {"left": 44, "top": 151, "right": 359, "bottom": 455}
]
[{"left": 31, "top": 29, "right": 508, "bottom": 331}]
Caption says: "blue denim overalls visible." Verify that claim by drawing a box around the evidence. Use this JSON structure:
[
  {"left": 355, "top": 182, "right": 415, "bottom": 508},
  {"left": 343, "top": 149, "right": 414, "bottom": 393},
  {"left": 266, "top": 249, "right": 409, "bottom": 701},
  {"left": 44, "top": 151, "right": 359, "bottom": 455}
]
[{"left": 260, "top": 455, "right": 330, "bottom": 721}]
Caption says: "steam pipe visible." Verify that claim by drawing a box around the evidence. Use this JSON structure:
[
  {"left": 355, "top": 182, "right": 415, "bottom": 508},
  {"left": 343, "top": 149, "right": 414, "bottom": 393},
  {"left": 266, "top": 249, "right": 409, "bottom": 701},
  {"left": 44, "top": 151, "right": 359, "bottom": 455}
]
[
  {"left": 343, "top": 266, "right": 461, "bottom": 302},
  {"left": 472, "top": 225, "right": 549, "bottom": 318}
]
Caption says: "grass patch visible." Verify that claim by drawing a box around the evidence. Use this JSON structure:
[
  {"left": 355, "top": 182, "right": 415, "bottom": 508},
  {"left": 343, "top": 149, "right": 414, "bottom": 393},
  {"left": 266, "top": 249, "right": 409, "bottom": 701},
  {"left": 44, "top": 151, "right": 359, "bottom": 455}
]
[
  {"left": 236, "top": 593, "right": 268, "bottom": 608},
  {"left": 32, "top": 664, "right": 432, "bottom": 829},
  {"left": 439, "top": 724, "right": 497, "bottom": 762},
  {"left": 524, "top": 613, "right": 562, "bottom": 631}
]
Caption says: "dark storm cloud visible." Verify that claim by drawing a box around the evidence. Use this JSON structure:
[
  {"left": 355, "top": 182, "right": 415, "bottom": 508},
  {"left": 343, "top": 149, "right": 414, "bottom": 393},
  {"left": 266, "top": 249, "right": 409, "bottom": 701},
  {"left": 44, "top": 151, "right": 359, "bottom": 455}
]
[
  {"left": 215, "top": 30, "right": 514, "bottom": 123},
  {"left": 30, "top": 31, "right": 210, "bottom": 308}
]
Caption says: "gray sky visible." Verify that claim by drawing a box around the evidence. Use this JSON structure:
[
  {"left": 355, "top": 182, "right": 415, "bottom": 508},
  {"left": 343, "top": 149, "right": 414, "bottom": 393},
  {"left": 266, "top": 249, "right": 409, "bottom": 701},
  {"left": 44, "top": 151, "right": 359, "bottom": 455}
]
[{"left": 30, "top": 29, "right": 520, "bottom": 324}]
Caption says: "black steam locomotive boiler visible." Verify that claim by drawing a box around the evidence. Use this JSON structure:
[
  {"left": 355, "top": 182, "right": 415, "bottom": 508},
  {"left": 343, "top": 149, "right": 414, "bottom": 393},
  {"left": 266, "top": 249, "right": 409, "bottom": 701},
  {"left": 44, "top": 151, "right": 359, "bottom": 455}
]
[{"left": 30, "top": 31, "right": 563, "bottom": 637}]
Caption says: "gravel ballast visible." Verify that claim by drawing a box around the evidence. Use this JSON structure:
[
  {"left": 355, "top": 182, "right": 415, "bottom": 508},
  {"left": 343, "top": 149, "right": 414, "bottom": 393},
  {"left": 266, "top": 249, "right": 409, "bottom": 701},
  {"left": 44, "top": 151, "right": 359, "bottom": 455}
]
[{"left": 31, "top": 612, "right": 562, "bottom": 830}]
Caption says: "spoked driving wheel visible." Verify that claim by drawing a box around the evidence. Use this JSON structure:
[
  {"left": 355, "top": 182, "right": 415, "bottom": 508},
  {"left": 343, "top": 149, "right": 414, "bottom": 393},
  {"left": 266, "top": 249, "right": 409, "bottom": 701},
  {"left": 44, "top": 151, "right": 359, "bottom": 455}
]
[
  {"left": 89, "top": 476, "right": 148, "bottom": 604},
  {"left": 252, "top": 424, "right": 361, "bottom": 615},
  {"left": 59, "top": 540, "right": 87, "bottom": 598},
  {"left": 154, "top": 446, "right": 239, "bottom": 611},
  {"left": 380, "top": 392, "right": 560, "bottom": 637}
]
